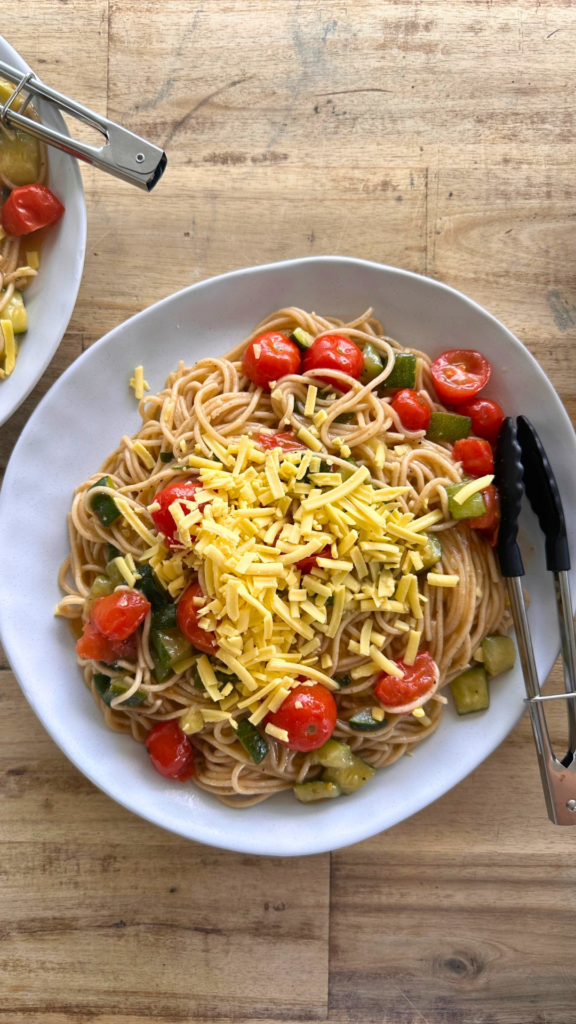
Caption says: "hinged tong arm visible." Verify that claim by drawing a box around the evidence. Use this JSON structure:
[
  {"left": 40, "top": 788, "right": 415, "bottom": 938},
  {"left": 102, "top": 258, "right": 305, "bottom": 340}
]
[
  {"left": 495, "top": 418, "right": 576, "bottom": 825},
  {"left": 0, "top": 59, "right": 166, "bottom": 191}
]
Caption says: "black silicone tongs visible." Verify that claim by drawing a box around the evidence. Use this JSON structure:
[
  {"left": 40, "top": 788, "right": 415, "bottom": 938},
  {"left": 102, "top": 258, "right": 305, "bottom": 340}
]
[{"left": 495, "top": 417, "right": 576, "bottom": 825}]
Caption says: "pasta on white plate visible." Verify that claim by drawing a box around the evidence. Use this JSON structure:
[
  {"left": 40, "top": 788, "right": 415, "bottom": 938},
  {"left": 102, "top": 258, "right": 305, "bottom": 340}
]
[{"left": 57, "top": 305, "right": 515, "bottom": 807}]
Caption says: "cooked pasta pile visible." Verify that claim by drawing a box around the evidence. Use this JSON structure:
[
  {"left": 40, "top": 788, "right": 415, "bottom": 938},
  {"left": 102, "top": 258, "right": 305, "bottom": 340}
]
[{"left": 57, "top": 306, "right": 508, "bottom": 806}]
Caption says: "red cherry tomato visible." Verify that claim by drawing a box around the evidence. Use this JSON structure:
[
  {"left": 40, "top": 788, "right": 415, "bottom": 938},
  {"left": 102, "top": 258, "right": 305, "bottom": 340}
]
[
  {"left": 431, "top": 350, "right": 490, "bottom": 406},
  {"left": 458, "top": 397, "right": 505, "bottom": 447},
  {"left": 374, "top": 652, "right": 438, "bottom": 710},
  {"left": 242, "top": 332, "right": 301, "bottom": 391},
  {"left": 452, "top": 438, "right": 494, "bottom": 478},
  {"left": 76, "top": 622, "right": 137, "bottom": 663},
  {"left": 302, "top": 334, "right": 363, "bottom": 393},
  {"left": 265, "top": 682, "right": 337, "bottom": 751},
  {"left": 91, "top": 591, "right": 151, "bottom": 641},
  {"left": 296, "top": 546, "right": 331, "bottom": 574},
  {"left": 145, "top": 720, "right": 196, "bottom": 781},
  {"left": 391, "top": 388, "right": 431, "bottom": 432},
  {"left": 1, "top": 184, "right": 65, "bottom": 236},
  {"left": 468, "top": 484, "right": 500, "bottom": 538},
  {"left": 151, "top": 479, "right": 204, "bottom": 548},
  {"left": 255, "top": 431, "right": 307, "bottom": 452},
  {"left": 177, "top": 582, "right": 219, "bottom": 654}
]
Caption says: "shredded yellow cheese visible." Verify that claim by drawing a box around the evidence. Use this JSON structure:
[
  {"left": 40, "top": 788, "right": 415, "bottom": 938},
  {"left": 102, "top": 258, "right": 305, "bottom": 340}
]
[{"left": 129, "top": 365, "right": 150, "bottom": 401}]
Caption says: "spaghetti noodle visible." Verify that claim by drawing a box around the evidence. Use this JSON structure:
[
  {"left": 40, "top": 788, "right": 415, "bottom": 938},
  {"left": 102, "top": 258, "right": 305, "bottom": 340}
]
[{"left": 57, "top": 306, "right": 509, "bottom": 807}]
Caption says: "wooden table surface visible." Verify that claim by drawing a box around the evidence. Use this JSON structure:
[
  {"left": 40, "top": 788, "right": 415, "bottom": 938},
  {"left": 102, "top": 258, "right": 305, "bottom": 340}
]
[{"left": 2, "top": 3, "right": 576, "bottom": 1021}]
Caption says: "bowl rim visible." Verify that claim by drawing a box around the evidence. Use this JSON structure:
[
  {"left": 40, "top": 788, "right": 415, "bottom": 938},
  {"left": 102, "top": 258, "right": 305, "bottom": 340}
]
[
  {"left": 2, "top": 254, "right": 574, "bottom": 855},
  {"left": 0, "top": 34, "right": 87, "bottom": 427}
]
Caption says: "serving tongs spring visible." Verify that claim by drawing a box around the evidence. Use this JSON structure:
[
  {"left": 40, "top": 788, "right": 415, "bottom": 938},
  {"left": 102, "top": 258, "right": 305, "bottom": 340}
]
[
  {"left": 495, "top": 416, "right": 576, "bottom": 825},
  {"left": 0, "top": 59, "right": 166, "bottom": 191}
]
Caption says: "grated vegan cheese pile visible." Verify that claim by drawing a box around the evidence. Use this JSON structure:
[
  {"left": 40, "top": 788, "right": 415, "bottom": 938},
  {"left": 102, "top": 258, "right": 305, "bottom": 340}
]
[{"left": 122, "top": 429, "right": 457, "bottom": 737}]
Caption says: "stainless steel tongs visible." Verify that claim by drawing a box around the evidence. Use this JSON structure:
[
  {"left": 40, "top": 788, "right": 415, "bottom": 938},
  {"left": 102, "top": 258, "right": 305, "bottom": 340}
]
[
  {"left": 0, "top": 59, "right": 166, "bottom": 191},
  {"left": 495, "top": 416, "right": 576, "bottom": 825}
]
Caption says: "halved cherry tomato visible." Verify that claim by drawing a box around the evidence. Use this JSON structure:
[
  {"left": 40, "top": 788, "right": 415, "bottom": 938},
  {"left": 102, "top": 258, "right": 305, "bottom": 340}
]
[
  {"left": 452, "top": 438, "right": 494, "bottom": 478},
  {"left": 145, "top": 720, "right": 196, "bottom": 781},
  {"left": 76, "top": 621, "right": 137, "bottom": 663},
  {"left": 1, "top": 184, "right": 65, "bottom": 236},
  {"left": 265, "top": 682, "right": 337, "bottom": 751},
  {"left": 302, "top": 334, "right": 363, "bottom": 393},
  {"left": 431, "top": 350, "right": 490, "bottom": 406},
  {"left": 255, "top": 431, "right": 307, "bottom": 452},
  {"left": 391, "top": 388, "right": 431, "bottom": 431},
  {"left": 468, "top": 484, "right": 500, "bottom": 539},
  {"left": 177, "top": 581, "right": 219, "bottom": 654},
  {"left": 242, "top": 332, "right": 301, "bottom": 391},
  {"left": 296, "top": 546, "right": 331, "bottom": 574},
  {"left": 91, "top": 591, "right": 151, "bottom": 641},
  {"left": 374, "top": 651, "right": 438, "bottom": 710},
  {"left": 151, "top": 479, "right": 204, "bottom": 548},
  {"left": 458, "top": 397, "right": 505, "bottom": 447}
]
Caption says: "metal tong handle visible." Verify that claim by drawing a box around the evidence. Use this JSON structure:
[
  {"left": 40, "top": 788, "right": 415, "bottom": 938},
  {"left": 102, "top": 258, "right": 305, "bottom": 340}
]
[
  {"left": 0, "top": 59, "right": 166, "bottom": 191},
  {"left": 495, "top": 418, "right": 576, "bottom": 825}
]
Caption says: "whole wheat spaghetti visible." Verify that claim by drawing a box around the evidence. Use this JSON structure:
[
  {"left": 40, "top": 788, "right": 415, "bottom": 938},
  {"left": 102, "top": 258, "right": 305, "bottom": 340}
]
[{"left": 57, "top": 306, "right": 508, "bottom": 807}]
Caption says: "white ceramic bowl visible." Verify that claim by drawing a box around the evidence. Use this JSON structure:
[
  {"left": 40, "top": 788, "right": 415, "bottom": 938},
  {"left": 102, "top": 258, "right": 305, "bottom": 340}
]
[
  {"left": 1, "top": 256, "right": 575, "bottom": 855},
  {"left": 0, "top": 36, "right": 86, "bottom": 427}
]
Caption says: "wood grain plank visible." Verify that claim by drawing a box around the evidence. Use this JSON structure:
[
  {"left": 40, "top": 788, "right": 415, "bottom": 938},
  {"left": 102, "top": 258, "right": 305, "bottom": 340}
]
[
  {"left": 0, "top": 670, "right": 330, "bottom": 1020},
  {"left": 329, "top": 661, "right": 576, "bottom": 1024}
]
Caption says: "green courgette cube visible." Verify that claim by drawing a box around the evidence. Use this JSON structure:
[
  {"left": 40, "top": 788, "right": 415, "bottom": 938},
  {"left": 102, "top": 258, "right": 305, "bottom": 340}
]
[
  {"left": 348, "top": 708, "right": 387, "bottom": 731},
  {"left": 135, "top": 563, "right": 167, "bottom": 610},
  {"left": 86, "top": 574, "right": 114, "bottom": 611},
  {"left": 322, "top": 755, "right": 376, "bottom": 795},
  {"left": 450, "top": 665, "right": 490, "bottom": 715},
  {"left": 151, "top": 603, "right": 178, "bottom": 630},
  {"left": 383, "top": 351, "right": 416, "bottom": 390},
  {"left": 294, "top": 780, "right": 342, "bottom": 802},
  {"left": 316, "top": 739, "right": 355, "bottom": 769},
  {"left": 481, "top": 635, "right": 516, "bottom": 676},
  {"left": 290, "top": 327, "right": 314, "bottom": 350},
  {"left": 93, "top": 672, "right": 146, "bottom": 708},
  {"left": 426, "top": 412, "right": 471, "bottom": 443},
  {"left": 360, "top": 342, "right": 384, "bottom": 384},
  {"left": 417, "top": 533, "right": 443, "bottom": 573},
  {"left": 446, "top": 481, "right": 487, "bottom": 521},
  {"left": 236, "top": 719, "right": 270, "bottom": 765},
  {"left": 160, "top": 452, "right": 174, "bottom": 463},
  {"left": 150, "top": 627, "right": 192, "bottom": 670},
  {"left": 89, "top": 476, "right": 121, "bottom": 528}
]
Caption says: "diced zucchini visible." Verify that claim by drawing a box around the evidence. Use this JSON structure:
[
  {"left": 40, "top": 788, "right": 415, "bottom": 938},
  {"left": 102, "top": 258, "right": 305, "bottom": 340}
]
[
  {"left": 446, "top": 481, "right": 487, "bottom": 521},
  {"left": 290, "top": 327, "right": 314, "bottom": 350},
  {"left": 160, "top": 452, "right": 174, "bottom": 463},
  {"left": 106, "top": 558, "right": 124, "bottom": 587},
  {"left": 360, "top": 342, "right": 384, "bottom": 384},
  {"left": 294, "top": 780, "right": 342, "bottom": 802},
  {"left": 1, "top": 290, "right": 27, "bottom": 333},
  {"left": 150, "top": 628, "right": 192, "bottom": 671},
  {"left": 86, "top": 574, "right": 114, "bottom": 611},
  {"left": 93, "top": 672, "right": 146, "bottom": 708},
  {"left": 334, "top": 411, "right": 355, "bottom": 423},
  {"left": 89, "top": 476, "right": 121, "bottom": 528},
  {"left": 348, "top": 708, "right": 387, "bottom": 731},
  {"left": 416, "top": 533, "right": 443, "bottom": 573},
  {"left": 322, "top": 755, "right": 376, "bottom": 795},
  {"left": 108, "top": 543, "right": 122, "bottom": 562},
  {"left": 236, "top": 719, "right": 269, "bottom": 764},
  {"left": 426, "top": 411, "right": 471, "bottom": 443},
  {"left": 383, "top": 351, "right": 417, "bottom": 390},
  {"left": 0, "top": 128, "right": 41, "bottom": 185},
  {"left": 179, "top": 708, "right": 204, "bottom": 735},
  {"left": 481, "top": 635, "right": 516, "bottom": 677},
  {"left": 316, "top": 739, "right": 355, "bottom": 769},
  {"left": 151, "top": 604, "right": 178, "bottom": 630},
  {"left": 151, "top": 650, "right": 172, "bottom": 684},
  {"left": 334, "top": 674, "right": 352, "bottom": 687},
  {"left": 135, "top": 563, "right": 167, "bottom": 610},
  {"left": 450, "top": 665, "right": 490, "bottom": 715}
]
